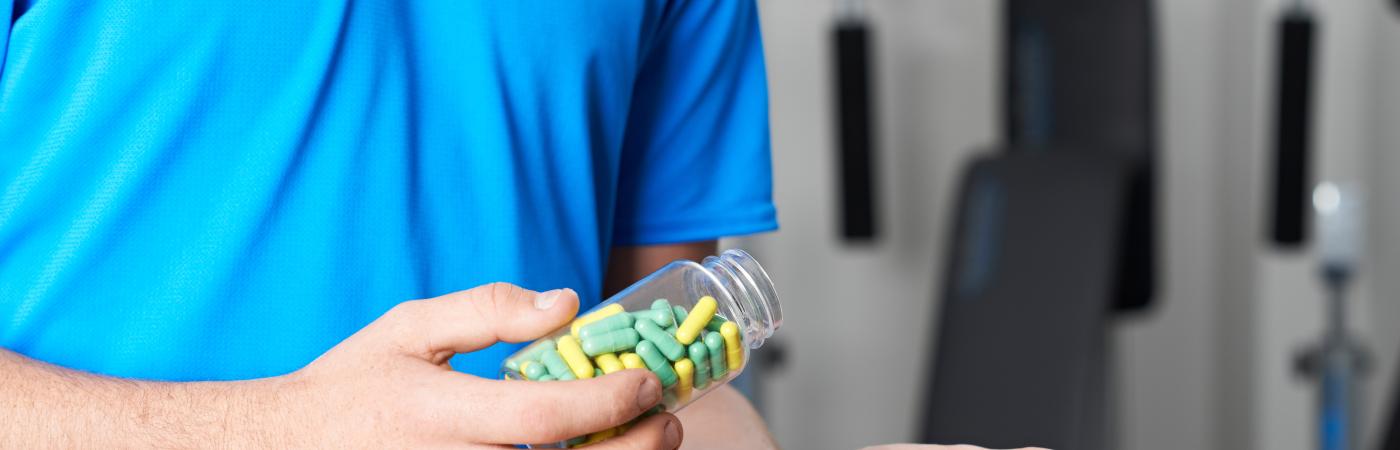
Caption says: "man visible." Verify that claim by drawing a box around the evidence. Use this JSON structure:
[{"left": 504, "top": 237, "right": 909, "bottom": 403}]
[{"left": 0, "top": 1, "right": 776, "bottom": 448}]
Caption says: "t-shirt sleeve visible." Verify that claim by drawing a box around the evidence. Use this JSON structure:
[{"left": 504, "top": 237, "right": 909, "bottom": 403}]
[
  {"left": 611, "top": 0, "right": 778, "bottom": 246},
  {"left": 1, "top": 2, "right": 14, "bottom": 74}
]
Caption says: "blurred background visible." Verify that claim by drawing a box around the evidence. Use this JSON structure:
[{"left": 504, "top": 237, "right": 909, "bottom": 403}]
[{"left": 728, "top": 0, "right": 1400, "bottom": 449}]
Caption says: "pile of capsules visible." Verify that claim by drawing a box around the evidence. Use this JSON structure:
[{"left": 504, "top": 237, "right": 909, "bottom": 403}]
[{"left": 504, "top": 296, "right": 743, "bottom": 448}]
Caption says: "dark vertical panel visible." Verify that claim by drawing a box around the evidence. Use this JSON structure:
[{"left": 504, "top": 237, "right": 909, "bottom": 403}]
[
  {"left": 833, "top": 21, "right": 878, "bottom": 241},
  {"left": 1270, "top": 10, "right": 1315, "bottom": 247}
]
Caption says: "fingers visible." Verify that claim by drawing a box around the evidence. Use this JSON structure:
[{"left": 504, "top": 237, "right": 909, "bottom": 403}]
[
  {"left": 586, "top": 413, "right": 682, "bottom": 450},
  {"left": 461, "top": 369, "right": 663, "bottom": 444},
  {"left": 387, "top": 282, "right": 580, "bottom": 356}
]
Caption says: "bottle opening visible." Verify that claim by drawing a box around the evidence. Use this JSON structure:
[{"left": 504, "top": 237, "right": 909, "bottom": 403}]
[{"left": 703, "top": 249, "right": 781, "bottom": 348}]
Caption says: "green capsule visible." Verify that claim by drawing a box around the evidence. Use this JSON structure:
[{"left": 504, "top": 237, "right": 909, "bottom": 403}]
[
  {"left": 689, "top": 341, "right": 711, "bottom": 389},
  {"left": 541, "top": 348, "right": 572, "bottom": 378},
  {"left": 523, "top": 361, "right": 548, "bottom": 380},
  {"left": 579, "top": 313, "right": 635, "bottom": 339},
  {"left": 634, "top": 318, "right": 685, "bottom": 361},
  {"left": 536, "top": 374, "right": 556, "bottom": 381},
  {"left": 505, "top": 338, "right": 556, "bottom": 371},
  {"left": 635, "top": 341, "right": 678, "bottom": 387},
  {"left": 595, "top": 368, "right": 604, "bottom": 377},
  {"left": 705, "top": 315, "right": 728, "bottom": 332},
  {"left": 705, "top": 332, "right": 728, "bottom": 380},
  {"left": 581, "top": 329, "right": 640, "bottom": 356},
  {"left": 662, "top": 390, "right": 678, "bottom": 408},
  {"left": 558, "top": 371, "right": 576, "bottom": 381},
  {"left": 653, "top": 299, "right": 678, "bottom": 326},
  {"left": 630, "top": 309, "right": 674, "bottom": 328},
  {"left": 672, "top": 305, "right": 689, "bottom": 324}
]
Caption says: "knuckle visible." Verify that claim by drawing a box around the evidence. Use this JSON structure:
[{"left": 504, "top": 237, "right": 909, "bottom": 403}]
[
  {"left": 482, "top": 282, "right": 524, "bottom": 302},
  {"left": 600, "top": 381, "right": 640, "bottom": 423},
  {"left": 386, "top": 299, "right": 426, "bottom": 321}
]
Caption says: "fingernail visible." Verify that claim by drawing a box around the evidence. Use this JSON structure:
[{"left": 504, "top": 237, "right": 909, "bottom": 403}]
[
  {"left": 636, "top": 376, "right": 661, "bottom": 410},
  {"left": 663, "top": 419, "right": 681, "bottom": 449},
  {"left": 534, "top": 289, "right": 561, "bottom": 310}
]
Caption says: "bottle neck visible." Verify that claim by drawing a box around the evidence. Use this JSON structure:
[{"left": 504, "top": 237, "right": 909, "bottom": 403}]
[{"left": 703, "top": 249, "right": 782, "bottom": 349}]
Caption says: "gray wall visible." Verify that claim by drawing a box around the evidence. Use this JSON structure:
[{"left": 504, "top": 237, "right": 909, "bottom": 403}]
[{"left": 744, "top": 0, "right": 1400, "bottom": 449}]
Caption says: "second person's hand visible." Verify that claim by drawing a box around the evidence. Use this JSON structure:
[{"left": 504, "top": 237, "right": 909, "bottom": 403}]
[{"left": 267, "top": 283, "right": 683, "bottom": 449}]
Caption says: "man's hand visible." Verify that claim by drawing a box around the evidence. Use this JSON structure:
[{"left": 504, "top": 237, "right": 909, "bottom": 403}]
[
  {"left": 274, "top": 283, "right": 683, "bottom": 448},
  {"left": 0, "top": 283, "right": 684, "bottom": 449},
  {"left": 862, "top": 442, "right": 1052, "bottom": 445}
]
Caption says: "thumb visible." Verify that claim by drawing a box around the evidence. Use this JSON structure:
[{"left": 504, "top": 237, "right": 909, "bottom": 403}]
[{"left": 385, "top": 282, "right": 580, "bottom": 359}]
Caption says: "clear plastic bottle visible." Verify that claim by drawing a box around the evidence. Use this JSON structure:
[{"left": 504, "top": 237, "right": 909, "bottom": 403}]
[{"left": 501, "top": 249, "right": 782, "bottom": 448}]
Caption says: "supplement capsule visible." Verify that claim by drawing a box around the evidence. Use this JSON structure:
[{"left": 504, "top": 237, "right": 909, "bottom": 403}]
[
  {"left": 541, "top": 347, "right": 572, "bottom": 378},
  {"left": 668, "top": 306, "right": 687, "bottom": 335},
  {"left": 575, "top": 427, "right": 618, "bottom": 447},
  {"left": 581, "top": 329, "right": 640, "bottom": 356},
  {"left": 578, "top": 313, "right": 635, "bottom": 339},
  {"left": 635, "top": 341, "right": 678, "bottom": 387},
  {"left": 676, "top": 296, "right": 717, "bottom": 345},
  {"left": 571, "top": 303, "right": 626, "bottom": 337},
  {"left": 558, "top": 371, "right": 577, "bottom": 381},
  {"left": 653, "top": 299, "right": 678, "bottom": 327},
  {"left": 705, "top": 332, "right": 728, "bottom": 379},
  {"left": 688, "top": 342, "right": 711, "bottom": 389},
  {"left": 720, "top": 322, "right": 743, "bottom": 370},
  {"left": 536, "top": 374, "right": 557, "bottom": 381},
  {"left": 705, "top": 315, "right": 728, "bottom": 332},
  {"left": 522, "top": 361, "right": 548, "bottom": 380},
  {"left": 620, "top": 352, "right": 645, "bottom": 370},
  {"left": 630, "top": 309, "right": 674, "bottom": 328},
  {"left": 674, "top": 358, "right": 695, "bottom": 403},
  {"left": 556, "top": 335, "right": 595, "bottom": 379},
  {"left": 594, "top": 353, "right": 624, "bottom": 374},
  {"left": 505, "top": 338, "right": 556, "bottom": 371},
  {"left": 634, "top": 318, "right": 685, "bottom": 361}
]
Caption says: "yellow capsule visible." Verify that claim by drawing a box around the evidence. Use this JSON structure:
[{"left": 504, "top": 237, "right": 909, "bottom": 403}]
[
  {"left": 720, "top": 322, "right": 743, "bottom": 370},
  {"left": 675, "top": 296, "right": 717, "bottom": 345},
  {"left": 619, "top": 352, "right": 645, "bottom": 370},
  {"left": 594, "top": 353, "right": 624, "bottom": 374},
  {"left": 674, "top": 358, "right": 695, "bottom": 403},
  {"left": 556, "top": 335, "right": 595, "bottom": 379},
  {"left": 571, "top": 303, "right": 626, "bottom": 337},
  {"left": 574, "top": 427, "right": 619, "bottom": 447}
]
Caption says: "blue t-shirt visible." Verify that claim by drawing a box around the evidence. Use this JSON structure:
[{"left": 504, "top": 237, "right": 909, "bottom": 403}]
[{"left": 0, "top": 1, "right": 775, "bottom": 380}]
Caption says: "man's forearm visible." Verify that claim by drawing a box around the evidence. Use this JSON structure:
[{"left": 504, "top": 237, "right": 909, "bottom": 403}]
[{"left": 0, "top": 349, "right": 288, "bottom": 447}]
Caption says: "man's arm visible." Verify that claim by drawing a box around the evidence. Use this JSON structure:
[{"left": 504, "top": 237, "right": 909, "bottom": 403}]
[
  {"left": 1, "top": 284, "right": 677, "bottom": 448},
  {"left": 607, "top": 242, "right": 781, "bottom": 450},
  {"left": 0, "top": 349, "right": 286, "bottom": 447}
]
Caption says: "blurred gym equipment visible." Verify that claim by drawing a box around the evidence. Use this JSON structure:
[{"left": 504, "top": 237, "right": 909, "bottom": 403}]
[
  {"left": 1295, "top": 183, "right": 1369, "bottom": 450},
  {"left": 920, "top": 0, "right": 1156, "bottom": 447},
  {"left": 1002, "top": 0, "right": 1157, "bottom": 312},
  {"left": 919, "top": 152, "right": 1131, "bottom": 450}
]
